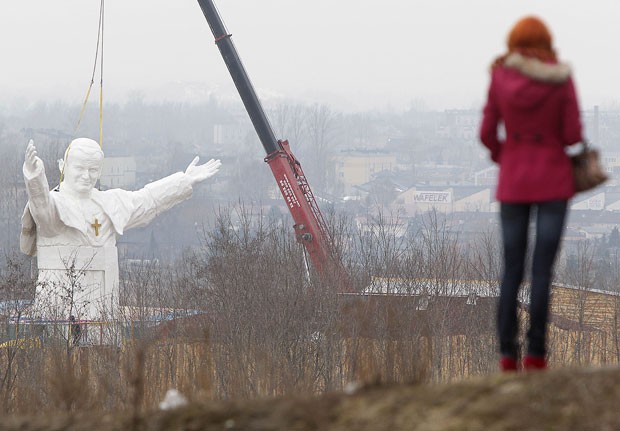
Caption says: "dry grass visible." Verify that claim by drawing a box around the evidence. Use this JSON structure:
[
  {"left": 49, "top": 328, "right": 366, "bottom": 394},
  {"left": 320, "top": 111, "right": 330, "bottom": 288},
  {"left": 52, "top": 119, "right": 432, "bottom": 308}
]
[{"left": 1, "top": 365, "right": 619, "bottom": 430}]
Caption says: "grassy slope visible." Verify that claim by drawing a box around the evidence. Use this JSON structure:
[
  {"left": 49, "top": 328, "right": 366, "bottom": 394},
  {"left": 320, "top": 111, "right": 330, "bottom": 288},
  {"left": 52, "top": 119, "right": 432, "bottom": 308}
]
[{"left": 2, "top": 366, "right": 620, "bottom": 431}]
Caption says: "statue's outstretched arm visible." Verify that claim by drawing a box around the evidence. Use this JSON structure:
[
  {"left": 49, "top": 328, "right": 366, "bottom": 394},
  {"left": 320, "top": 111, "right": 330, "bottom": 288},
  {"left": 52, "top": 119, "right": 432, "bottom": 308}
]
[
  {"left": 184, "top": 157, "right": 222, "bottom": 185},
  {"left": 22, "top": 139, "right": 61, "bottom": 237},
  {"left": 24, "top": 139, "right": 44, "bottom": 178},
  {"left": 121, "top": 157, "right": 221, "bottom": 232}
]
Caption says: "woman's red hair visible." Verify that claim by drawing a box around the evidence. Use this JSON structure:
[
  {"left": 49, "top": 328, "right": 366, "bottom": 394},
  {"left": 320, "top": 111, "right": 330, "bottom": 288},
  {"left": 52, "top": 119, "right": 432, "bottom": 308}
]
[{"left": 493, "top": 16, "right": 557, "bottom": 67}]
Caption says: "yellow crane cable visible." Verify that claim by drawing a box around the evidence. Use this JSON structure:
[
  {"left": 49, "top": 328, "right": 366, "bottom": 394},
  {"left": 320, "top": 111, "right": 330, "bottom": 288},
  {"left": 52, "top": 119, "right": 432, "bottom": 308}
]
[
  {"left": 65, "top": 0, "right": 105, "bottom": 184},
  {"left": 99, "top": 83, "right": 104, "bottom": 148},
  {"left": 98, "top": 0, "right": 105, "bottom": 148}
]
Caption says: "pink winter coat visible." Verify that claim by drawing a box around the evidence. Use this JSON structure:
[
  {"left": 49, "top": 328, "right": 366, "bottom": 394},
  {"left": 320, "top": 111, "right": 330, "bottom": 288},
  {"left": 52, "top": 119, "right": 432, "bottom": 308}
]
[{"left": 479, "top": 52, "right": 583, "bottom": 203}]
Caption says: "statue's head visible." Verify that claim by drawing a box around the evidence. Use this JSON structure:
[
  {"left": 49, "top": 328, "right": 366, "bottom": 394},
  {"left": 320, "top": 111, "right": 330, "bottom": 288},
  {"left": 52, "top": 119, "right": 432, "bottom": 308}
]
[{"left": 59, "top": 138, "right": 104, "bottom": 197}]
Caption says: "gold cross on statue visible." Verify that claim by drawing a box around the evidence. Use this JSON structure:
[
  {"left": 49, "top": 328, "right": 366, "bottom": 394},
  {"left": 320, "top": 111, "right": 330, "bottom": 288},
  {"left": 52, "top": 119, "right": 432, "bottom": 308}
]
[{"left": 91, "top": 218, "right": 102, "bottom": 236}]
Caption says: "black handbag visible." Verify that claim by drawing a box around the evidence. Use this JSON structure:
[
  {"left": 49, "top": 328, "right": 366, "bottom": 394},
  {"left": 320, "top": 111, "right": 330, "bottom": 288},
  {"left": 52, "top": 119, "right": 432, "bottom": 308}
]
[{"left": 571, "top": 141, "right": 608, "bottom": 193}]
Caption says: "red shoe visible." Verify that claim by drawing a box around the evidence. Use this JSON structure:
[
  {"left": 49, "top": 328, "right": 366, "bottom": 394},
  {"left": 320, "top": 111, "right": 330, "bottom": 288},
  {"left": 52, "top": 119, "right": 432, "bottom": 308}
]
[
  {"left": 499, "top": 356, "right": 518, "bottom": 372},
  {"left": 523, "top": 355, "right": 547, "bottom": 371}
]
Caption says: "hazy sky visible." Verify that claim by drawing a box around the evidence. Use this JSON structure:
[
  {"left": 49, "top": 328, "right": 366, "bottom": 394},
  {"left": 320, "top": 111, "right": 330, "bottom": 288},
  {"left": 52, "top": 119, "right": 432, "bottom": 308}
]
[{"left": 2, "top": 0, "right": 620, "bottom": 111}]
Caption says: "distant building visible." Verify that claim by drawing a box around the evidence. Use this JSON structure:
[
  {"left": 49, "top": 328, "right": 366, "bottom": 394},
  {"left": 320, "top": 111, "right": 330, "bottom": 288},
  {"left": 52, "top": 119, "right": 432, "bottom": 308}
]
[
  {"left": 100, "top": 156, "right": 136, "bottom": 189},
  {"left": 412, "top": 163, "right": 470, "bottom": 185},
  {"left": 453, "top": 187, "right": 494, "bottom": 212},
  {"left": 334, "top": 150, "right": 397, "bottom": 195},
  {"left": 357, "top": 277, "right": 620, "bottom": 368},
  {"left": 473, "top": 165, "right": 498, "bottom": 186},
  {"left": 214, "top": 122, "right": 247, "bottom": 147},
  {"left": 601, "top": 151, "right": 620, "bottom": 178},
  {"left": 571, "top": 190, "right": 606, "bottom": 211},
  {"left": 437, "top": 109, "right": 480, "bottom": 141},
  {"left": 547, "top": 283, "right": 620, "bottom": 366},
  {"left": 395, "top": 186, "right": 496, "bottom": 215},
  {"left": 605, "top": 193, "right": 620, "bottom": 211}
]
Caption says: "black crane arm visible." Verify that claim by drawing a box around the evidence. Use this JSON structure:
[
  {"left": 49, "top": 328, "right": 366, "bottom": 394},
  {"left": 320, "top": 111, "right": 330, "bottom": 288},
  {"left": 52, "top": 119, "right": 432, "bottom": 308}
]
[{"left": 197, "top": 0, "right": 278, "bottom": 155}]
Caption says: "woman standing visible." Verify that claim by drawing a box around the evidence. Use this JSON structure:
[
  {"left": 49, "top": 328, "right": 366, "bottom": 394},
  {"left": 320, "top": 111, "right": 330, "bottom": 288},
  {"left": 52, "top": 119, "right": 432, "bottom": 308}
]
[{"left": 479, "top": 16, "right": 583, "bottom": 371}]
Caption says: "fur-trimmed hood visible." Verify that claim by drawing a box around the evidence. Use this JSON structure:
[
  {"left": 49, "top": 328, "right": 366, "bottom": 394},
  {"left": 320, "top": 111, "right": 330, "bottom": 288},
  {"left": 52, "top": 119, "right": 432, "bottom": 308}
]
[
  {"left": 503, "top": 52, "right": 571, "bottom": 83},
  {"left": 494, "top": 53, "right": 573, "bottom": 109}
]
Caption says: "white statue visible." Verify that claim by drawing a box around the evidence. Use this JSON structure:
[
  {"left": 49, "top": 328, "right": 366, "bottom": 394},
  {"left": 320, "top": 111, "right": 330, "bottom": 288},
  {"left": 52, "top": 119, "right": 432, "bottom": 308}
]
[{"left": 20, "top": 138, "right": 221, "bottom": 321}]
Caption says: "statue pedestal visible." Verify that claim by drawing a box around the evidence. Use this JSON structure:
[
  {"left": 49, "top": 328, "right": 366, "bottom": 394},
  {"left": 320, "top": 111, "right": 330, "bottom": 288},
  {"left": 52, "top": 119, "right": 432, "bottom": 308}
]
[{"left": 35, "top": 245, "right": 120, "bottom": 321}]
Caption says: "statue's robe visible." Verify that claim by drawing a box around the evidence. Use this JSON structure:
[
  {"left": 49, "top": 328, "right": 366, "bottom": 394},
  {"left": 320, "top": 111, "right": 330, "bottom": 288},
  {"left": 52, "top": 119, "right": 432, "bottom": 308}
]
[{"left": 21, "top": 162, "right": 193, "bottom": 321}]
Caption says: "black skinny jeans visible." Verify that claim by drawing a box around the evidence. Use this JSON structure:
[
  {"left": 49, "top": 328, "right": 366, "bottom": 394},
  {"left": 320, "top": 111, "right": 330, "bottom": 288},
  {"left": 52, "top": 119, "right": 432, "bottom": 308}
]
[{"left": 498, "top": 200, "right": 568, "bottom": 358}]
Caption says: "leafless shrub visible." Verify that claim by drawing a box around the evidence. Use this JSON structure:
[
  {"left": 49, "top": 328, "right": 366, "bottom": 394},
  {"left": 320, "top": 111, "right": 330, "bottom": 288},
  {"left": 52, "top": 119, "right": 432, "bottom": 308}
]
[{"left": 6, "top": 205, "right": 615, "bottom": 414}]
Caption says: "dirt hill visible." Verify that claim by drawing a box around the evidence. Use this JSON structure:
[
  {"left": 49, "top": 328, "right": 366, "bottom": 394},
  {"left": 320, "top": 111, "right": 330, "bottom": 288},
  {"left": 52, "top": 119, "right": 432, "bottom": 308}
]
[{"left": 2, "top": 366, "right": 620, "bottom": 431}]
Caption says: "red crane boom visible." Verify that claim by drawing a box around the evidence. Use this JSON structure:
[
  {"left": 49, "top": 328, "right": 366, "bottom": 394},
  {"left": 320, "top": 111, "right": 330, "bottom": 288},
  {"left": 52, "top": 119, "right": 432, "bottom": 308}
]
[{"left": 196, "top": 0, "right": 352, "bottom": 291}]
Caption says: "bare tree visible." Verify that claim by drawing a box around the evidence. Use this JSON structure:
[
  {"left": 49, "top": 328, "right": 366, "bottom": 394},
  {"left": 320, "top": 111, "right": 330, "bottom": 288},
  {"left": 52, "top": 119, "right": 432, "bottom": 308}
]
[
  {"left": 304, "top": 104, "right": 340, "bottom": 193},
  {"left": 467, "top": 228, "right": 502, "bottom": 287},
  {"left": 0, "top": 252, "right": 35, "bottom": 413},
  {"left": 272, "top": 102, "right": 307, "bottom": 151},
  {"left": 555, "top": 241, "right": 597, "bottom": 365}
]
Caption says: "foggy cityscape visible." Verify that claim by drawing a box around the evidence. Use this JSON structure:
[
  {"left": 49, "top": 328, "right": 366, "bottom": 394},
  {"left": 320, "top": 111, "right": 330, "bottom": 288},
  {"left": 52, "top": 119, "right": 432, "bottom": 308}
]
[{"left": 2, "top": 0, "right": 620, "bottom": 428}]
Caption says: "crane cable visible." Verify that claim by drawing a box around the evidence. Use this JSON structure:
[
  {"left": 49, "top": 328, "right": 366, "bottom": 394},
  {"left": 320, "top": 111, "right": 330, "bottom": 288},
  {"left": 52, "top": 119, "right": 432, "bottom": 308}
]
[
  {"left": 75, "top": 0, "right": 104, "bottom": 144},
  {"left": 64, "top": 0, "right": 105, "bottom": 184}
]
